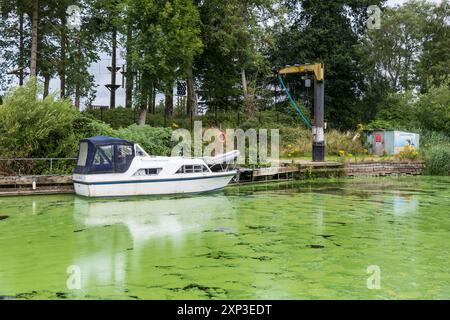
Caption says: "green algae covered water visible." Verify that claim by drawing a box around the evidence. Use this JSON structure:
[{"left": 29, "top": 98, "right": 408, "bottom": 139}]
[{"left": 0, "top": 176, "right": 449, "bottom": 300}]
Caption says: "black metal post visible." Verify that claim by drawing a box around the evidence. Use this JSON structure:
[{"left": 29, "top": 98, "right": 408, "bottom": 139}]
[{"left": 313, "top": 64, "right": 325, "bottom": 162}]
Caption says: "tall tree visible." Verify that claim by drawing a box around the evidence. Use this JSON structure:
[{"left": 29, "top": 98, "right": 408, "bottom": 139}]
[
  {"left": 195, "top": 0, "right": 280, "bottom": 118},
  {"left": 274, "top": 0, "right": 386, "bottom": 129},
  {"left": 30, "top": 0, "right": 39, "bottom": 78},
  {"left": 128, "top": 0, "right": 202, "bottom": 125},
  {"left": 417, "top": 0, "right": 450, "bottom": 92}
]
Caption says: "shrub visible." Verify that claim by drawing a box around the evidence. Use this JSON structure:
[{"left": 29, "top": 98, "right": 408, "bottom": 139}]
[
  {"left": 412, "top": 82, "right": 450, "bottom": 136},
  {"left": 423, "top": 145, "right": 450, "bottom": 175},
  {"left": 115, "top": 124, "right": 174, "bottom": 156},
  {"left": 0, "top": 79, "right": 79, "bottom": 158}
]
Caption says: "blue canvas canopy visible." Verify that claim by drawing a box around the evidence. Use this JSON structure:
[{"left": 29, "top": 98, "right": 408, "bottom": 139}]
[
  {"left": 74, "top": 136, "right": 135, "bottom": 174},
  {"left": 80, "top": 136, "right": 133, "bottom": 146}
]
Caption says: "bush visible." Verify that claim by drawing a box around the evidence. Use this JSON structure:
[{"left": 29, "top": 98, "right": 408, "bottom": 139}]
[
  {"left": 115, "top": 124, "right": 174, "bottom": 156},
  {"left": 423, "top": 145, "right": 450, "bottom": 175},
  {"left": 412, "top": 82, "right": 450, "bottom": 136},
  {"left": 0, "top": 79, "right": 79, "bottom": 158},
  {"left": 83, "top": 107, "right": 137, "bottom": 129}
]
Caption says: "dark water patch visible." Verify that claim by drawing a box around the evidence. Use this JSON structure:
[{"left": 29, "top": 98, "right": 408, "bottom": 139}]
[
  {"left": 129, "top": 295, "right": 139, "bottom": 299},
  {"left": 251, "top": 256, "right": 272, "bottom": 261},
  {"left": 246, "top": 225, "right": 276, "bottom": 232},
  {"left": 317, "top": 234, "right": 335, "bottom": 239},
  {"left": 0, "top": 215, "right": 9, "bottom": 221},
  {"left": 352, "top": 236, "right": 378, "bottom": 240},
  {"left": 0, "top": 295, "right": 15, "bottom": 300},
  {"left": 236, "top": 242, "right": 250, "bottom": 246},
  {"left": 201, "top": 251, "right": 242, "bottom": 260},
  {"left": 173, "top": 283, "right": 227, "bottom": 299},
  {"left": 126, "top": 247, "right": 133, "bottom": 251},
  {"left": 213, "top": 227, "right": 234, "bottom": 233},
  {"left": 307, "top": 245, "right": 325, "bottom": 249},
  {"left": 328, "top": 222, "right": 347, "bottom": 226},
  {"left": 73, "top": 229, "right": 86, "bottom": 233},
  {"left": 16, "top": 291, "right": 38, "bottom": 299},
  {"left": 55, "top": 292, "right": 67, "bottom": 299}
]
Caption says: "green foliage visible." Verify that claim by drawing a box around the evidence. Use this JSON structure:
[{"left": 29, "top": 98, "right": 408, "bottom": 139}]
[
  {"left": 375, "top": 91, "right": 414, "bottom": 126},
  {"left": 115, "top": 124, "right": 174, "bottom": 156},
  {"left": 274, "top": 0, "right": 385, "bottom": 129},
  {"left": 84, "top": 107, "right": 138, "bottom": 129},
  {"left": 128, "top": 0, "right": 203, "bottom": 104},
  {"left": 0, "top": 79, "right": 78, "bottom": 158},
  {"left": 0, "top": 80, "right": 174, "bottom": 169},
  {"left": 422, "top": 145, "right": 450, "bottom": 176},
  {"left": 412, "top": 82, "right": 450, "bottom": 135}
]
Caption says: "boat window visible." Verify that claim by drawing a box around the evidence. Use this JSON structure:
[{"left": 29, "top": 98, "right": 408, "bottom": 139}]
[
  {"left": 134, "top": 168, "right": 162, "bottom": 176},
  {"left": 176, "top": 165, "right": 209, "bottom": 174},
  {"left": 91, "top": 145, "right": 114, "bottom": 173},
  {"left": 116, "top": 144, "right": 133, "bottom": 172},
  {"left": 77, "top": 142, "right": 88, "bottom": 166}
]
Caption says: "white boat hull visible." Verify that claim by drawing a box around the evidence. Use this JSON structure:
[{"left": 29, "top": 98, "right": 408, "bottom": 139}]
[{"left": 74, "top": 172, "right": 236, "bottom": 197}]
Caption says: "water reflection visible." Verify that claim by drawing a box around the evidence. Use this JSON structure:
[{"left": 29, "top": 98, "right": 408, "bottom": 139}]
[
  {"left": 74, "top": 195, "right": 236, "bottom": 245},
  {"left": 393, "top": 193, "right": 418, "bottom": 216},
  {"left": 71, "top": 195, "right": 236, "bottom": 295}
]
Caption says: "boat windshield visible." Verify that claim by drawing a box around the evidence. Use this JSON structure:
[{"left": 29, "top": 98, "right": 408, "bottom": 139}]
[{"left": 135, "top": 144, "right": 150, "bottom": 157}]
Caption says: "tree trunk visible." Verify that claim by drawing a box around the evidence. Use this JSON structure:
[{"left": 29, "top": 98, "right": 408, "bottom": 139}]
[
  {"left": 60, "top": 15, "right": 66, "bottom": 98},
  {"left": 75, "top": 84, "right": 81, "bottom": 111},
  {"left": 241, "top": 68, "right": 255, "bottom": 117},
  {"left": 138, "top": 108, "right": 148, "bottom": 126},
  {"left": 137, "top": 74, "right": 149, "bottom": 126},
  {"left": 152, "top": 84, "right": 156, "bottom": 114},
  {"left": 125, "top": 20, "right": 133, "bottom": 108},
  {"left": 165, "top": 89, "right": 173, "bottom": 117},
  {"left": 30, "top": 0, "right": 38, "bottom": 78},
  {"left": 18, "top": 12, "right": 25, "bottom": 85},
  {"left": 186, "top": 64, "right": 197, "bottom": 116},
  {"left": 110, "top": 27, "right": 118, "bottom": 109},
  {"left": 43, "top": 74, "right": 50, "bottom": 97}
]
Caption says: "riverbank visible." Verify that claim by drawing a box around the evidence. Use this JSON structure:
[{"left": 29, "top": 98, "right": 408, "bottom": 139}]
[{"left": 0, "top": 160, "right": 426, "bottom": 196}]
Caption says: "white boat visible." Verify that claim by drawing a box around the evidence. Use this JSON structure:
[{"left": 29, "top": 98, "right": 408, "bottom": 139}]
[{"left": 73, "top": 136, "right": 238, "bottom": 197}]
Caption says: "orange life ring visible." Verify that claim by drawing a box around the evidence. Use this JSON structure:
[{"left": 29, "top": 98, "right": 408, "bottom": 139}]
[{"left": 218, "top": 131, "right": 227, "bottom": 143}]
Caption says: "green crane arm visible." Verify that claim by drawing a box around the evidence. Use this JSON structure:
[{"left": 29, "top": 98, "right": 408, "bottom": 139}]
[{"left": 277, "top": 75, "right": 312, "bottom": 129}]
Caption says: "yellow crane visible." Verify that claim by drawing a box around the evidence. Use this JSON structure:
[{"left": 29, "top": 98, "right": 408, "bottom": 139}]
[{"left": 278, "top": 63, "right": 325, "bottom": 161}]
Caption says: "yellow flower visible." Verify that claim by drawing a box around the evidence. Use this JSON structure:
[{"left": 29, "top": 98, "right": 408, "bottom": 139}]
[
  {"left": 347, "top": 153, "right": 353, "bottom": 157},
  {"left": 171, "top": 122, "right": 179, "bottom": 128},
  {"left": 339, "top": 150, "right": 345, "bottom": 157},
  {"left": 288, "top": 144, "right": 293, "bottom": 148}
]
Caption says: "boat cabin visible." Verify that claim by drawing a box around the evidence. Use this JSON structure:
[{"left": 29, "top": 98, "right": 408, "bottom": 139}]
[{"left": 74, "top": 136, "right": 139, "bottom": 174}]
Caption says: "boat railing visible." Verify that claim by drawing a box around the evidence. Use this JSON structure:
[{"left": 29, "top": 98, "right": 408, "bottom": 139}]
[{"left": 0, "top": 158, "right": 77, "bottom": 176}]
